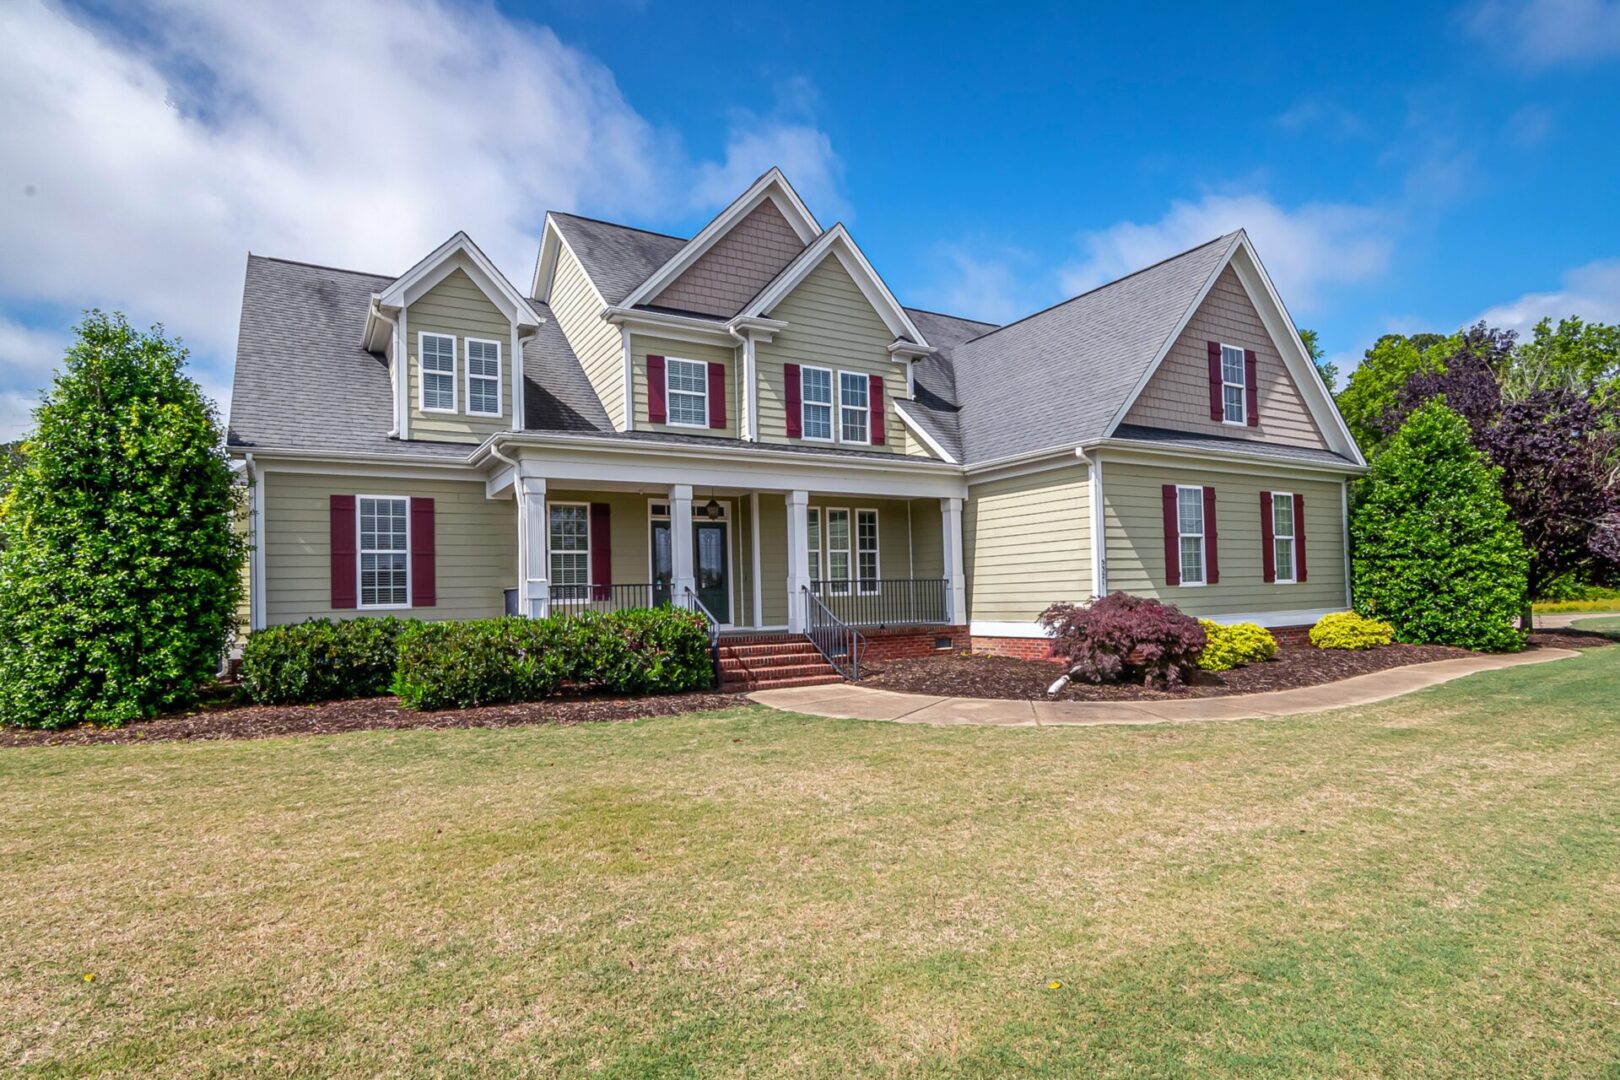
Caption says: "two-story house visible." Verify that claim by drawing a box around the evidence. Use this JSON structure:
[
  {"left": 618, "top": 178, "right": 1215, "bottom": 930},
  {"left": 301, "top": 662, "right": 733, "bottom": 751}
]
[{"left": 229, "top": 168, "right": 1366, "bottom": 684}]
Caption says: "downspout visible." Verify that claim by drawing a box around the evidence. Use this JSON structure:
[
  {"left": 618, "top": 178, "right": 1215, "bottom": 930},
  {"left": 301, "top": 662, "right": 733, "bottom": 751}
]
[
  {"left": 369, "top": 298, "right": 401, "bottom": 437},
  {"left": 488, "top": 439, "right": 525, "bottom": 614}
]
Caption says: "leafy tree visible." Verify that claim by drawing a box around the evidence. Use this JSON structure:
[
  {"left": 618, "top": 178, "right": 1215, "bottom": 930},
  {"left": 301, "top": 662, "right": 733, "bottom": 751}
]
[
  {"left": 1335, "top": 330, "right": 1458, "bottom": 454},
  {"left": 1352, "top": 400, "right": 1528, "bottom": 652},
  {"left": 0, "top": 312, "right": 245, "bottom": 729},
  {"left": 1507, "top": 316, "right": 1620, "bottom": 407},
  {"left": 1296, "top": 327, "right": 1339, "bottom": 392},
  {"left": 1383, "top": 329, "right": 1620, "bottom": 622}
]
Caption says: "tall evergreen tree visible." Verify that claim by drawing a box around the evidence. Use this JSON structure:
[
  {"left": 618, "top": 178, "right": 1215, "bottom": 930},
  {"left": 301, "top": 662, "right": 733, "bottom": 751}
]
[{"left": 0, "top": 313, "right": 245, "bottom": 729}]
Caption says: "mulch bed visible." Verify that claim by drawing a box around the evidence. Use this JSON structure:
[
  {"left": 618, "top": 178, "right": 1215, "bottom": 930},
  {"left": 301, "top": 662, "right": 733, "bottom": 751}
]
[
  {"left": 860, "top": 629, "right": 1611, "bottom": 703},
  {"left": 0, "top": 689, "right": 750, "bottom": 748}
]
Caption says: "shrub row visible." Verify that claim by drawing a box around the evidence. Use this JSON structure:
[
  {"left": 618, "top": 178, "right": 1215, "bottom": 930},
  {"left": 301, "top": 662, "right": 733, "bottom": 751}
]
[
  {"left": 1197, "top": 620, "right": 1278, "bottom": 671},
  {"left": 238, "top": 608, "right": 714, "bottom": 710}
]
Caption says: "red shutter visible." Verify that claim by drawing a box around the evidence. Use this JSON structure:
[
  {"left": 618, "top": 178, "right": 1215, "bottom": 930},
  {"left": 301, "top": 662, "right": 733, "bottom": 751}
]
[
  {"left": 870, "top": 375, "right": 886, "bottom": 445},
  {"left": 590, "top": 502, "right": 612, "bottom": 601},
  {"left": 1244, "top": 349, "right": 1259, "bottom": 426},
  {"left": 647, "top": 355, "right": 666, "bottom": 424},
  {"left": 1207, "top": 341, "right": 1223, "bottom": 420},
  {"left": 784, "top": 362, "right": 802, "bottom": 438},
  {"left": 1162, "top": 484, "right": 1181, "bottom": 587},
  {"left": 330, "top": 495, "right": 357, "bottom": 609},
  {"left": 1260, "top": 491, "right": 1276, "bottom": 584},
  {"left": 1294, "top": 493, "right": 1308, "bottom": 583},
  {"left": 410, "top": 498, "right": 436, "bottom": 607},
  {"left": 1203, "top": 486, "right": 1220, "bottom": 585},
  {"left": 707, "top": 361, "right": 726, "bottom": 429}
]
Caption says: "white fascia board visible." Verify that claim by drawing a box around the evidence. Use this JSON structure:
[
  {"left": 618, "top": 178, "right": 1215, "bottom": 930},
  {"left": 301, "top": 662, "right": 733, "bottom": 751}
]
[
  {"left": 1098, "top": 232, "right": 1242, "bottom": 442},
  {"left": 378, "top": 232, "right": 536, "bottom": 327},
  {"left": 892, "top": 401, "right": 957, "bottom": 464},
  {"left": 620, "top": 168, "right": 822, "bottom": 309},
  {"left": 241, "top": 450, "right": 484, "bottom": 482},
  {"left": 602, "top": 306, "right": 737, "bottom": 348},
  {"left": 738, "top": 225, "right": 928, "bottom": 348},
  {"left": 1095, "top": 437, "right": 1367, "bottom": 478}
]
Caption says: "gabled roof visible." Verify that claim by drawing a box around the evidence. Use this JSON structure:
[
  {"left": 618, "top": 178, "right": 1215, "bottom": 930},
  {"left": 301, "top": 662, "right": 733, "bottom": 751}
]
[
  {"left": 894, "top": 307, "right": 1000, "bottom": 463},
  {"left": 738, "top": 223, "right": 929, "bottom": 347},
  {"left": 948, "top": 233, "right": 1239, "bottom": 465},
  {"left": 619, "top": 167, "right": 821, "bottom": 310},
  {"left": 539, "top": 212, "right": 686, "bottom": 305},
  {"left": 365, "top": 232, "right": 536, "bottom": 352}
]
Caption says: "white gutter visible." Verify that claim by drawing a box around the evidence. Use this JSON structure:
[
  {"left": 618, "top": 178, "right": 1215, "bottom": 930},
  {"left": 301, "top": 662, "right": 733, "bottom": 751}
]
[{"left": 471, "top": 429, "right": 964, "bottom": 475}]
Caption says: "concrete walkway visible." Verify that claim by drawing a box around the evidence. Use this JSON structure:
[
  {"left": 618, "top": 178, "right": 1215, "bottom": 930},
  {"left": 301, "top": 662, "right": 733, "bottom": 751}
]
[{"left": 749, "top": 648, "right": 1579, "bottom": 728}]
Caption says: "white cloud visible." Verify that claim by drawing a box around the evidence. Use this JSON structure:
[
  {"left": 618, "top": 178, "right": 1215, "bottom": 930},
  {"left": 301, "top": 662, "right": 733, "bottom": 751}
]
[
  {"left": 914, "top": 246, "right": 1051, "bottom": 326},
  {"left": 0, "top": 317, "right": 70, "bottom": 381},
  {"left": 0, "top": 0, "right": 841, "bottom": 412},
  {"left": 1276, "top": 98, "right": 1368, "bottom": 139},
  {"left": 0, "top": 391, "right": 40, "bottom": 443},
  {"left": 1464, "top": 0, "right": 1620, "bottom": 66},
  {"left": 694, "top": 121, "right": 847, "bottom": 223},
  {"left": 1060, "top": 193, "right": 1393, "bottom": 313},
  {"left": 1475, "top": 259, "right": 1620, "bottom": 334}
]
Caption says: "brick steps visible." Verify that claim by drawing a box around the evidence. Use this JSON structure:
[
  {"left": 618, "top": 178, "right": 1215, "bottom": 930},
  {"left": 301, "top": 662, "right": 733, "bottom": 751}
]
[{"left": 719, "top": 633, "right": 843, "bottom": 692}]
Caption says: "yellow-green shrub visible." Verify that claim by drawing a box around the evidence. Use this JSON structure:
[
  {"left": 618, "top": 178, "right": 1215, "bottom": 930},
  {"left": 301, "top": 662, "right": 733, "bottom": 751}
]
[
  {"left": 1309, "top": 611, "right": 1395, "bottom": 650},
  {"left": 1196, "top": 620, "right": 1278, "bottom": 671}
]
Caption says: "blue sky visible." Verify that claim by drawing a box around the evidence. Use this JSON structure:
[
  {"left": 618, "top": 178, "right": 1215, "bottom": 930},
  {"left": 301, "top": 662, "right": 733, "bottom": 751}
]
[{"left": 3, "top": 0, "right": 1619, "bottom": 438}]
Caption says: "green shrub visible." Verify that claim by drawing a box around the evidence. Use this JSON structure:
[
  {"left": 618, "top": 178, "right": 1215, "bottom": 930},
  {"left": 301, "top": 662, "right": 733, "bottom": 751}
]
[
  {"left": 1196, "top": 620, "right": 1278, "bottom": 671},
  {"left": 392, "top": 608, "right": 712, "bottom": 711},
  {"left": 1351, "top": 401, "right": 1529, "bottom": 652},
  {"left": 0, "top": 313, "right": 245, "bottom": 729},
  {"left": 238, "top": 617, "right": 407, "bottom": 704},
  {"left": 1309, "top": 611, "right": 1395, "bottom": 650}
]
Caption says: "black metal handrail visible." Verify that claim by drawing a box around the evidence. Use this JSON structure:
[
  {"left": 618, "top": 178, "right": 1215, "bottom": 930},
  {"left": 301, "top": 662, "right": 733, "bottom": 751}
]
[
  {"left": 548, "top": 582, "right": 660, "bottom": 617},
  {"left": 803, "top": 585, "right": 865, "bottom": 681},
  {"left": 808, "top": 578, "right": 948, "bottom": 628},
  {"left": 680, "top": 586, "right": 723, "bottom": 689}
]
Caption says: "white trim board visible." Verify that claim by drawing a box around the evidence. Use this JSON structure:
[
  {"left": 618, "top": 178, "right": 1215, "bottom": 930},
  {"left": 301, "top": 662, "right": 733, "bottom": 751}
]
[{"left": 971, "top": 607, "right": 1345, "bottom": 638}]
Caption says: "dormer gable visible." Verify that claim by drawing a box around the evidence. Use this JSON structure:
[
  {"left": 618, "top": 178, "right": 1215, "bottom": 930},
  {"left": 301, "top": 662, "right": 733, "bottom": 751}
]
[{"left": 647, "top": 198, "right": 805, "bottom": 316}]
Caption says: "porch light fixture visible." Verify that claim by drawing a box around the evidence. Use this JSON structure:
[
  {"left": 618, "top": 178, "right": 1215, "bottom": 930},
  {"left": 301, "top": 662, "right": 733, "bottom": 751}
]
[{"left": 703, "top": 499, "right": 723, "bottom": 520}]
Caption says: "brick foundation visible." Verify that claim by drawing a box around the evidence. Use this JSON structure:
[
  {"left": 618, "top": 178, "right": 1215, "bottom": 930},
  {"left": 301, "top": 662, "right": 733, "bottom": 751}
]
[
  {"left": 971, "top": 635, "right": 1061, "bottom": 662},
  {"left": 860, "top": 625, "right": 969, "bottom": 661}
]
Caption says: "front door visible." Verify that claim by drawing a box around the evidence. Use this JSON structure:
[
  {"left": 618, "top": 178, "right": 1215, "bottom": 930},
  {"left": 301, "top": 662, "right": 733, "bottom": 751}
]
[{"left": 649, "top": 518, "right": 730, "bottom": 623}]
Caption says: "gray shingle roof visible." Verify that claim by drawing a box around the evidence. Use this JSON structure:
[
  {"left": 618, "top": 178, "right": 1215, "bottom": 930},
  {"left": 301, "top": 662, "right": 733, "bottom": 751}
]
[
  {"left": 548, "top": 212, "right": 686, "bottom": 306},
  {"left": 948, "top": 233, "right": 1237, "bottom": 464},
  {"left": 1110, "top": 424, "right": 1360, "bottom": 469},
  {"left": 898, "top": 308, "right": 999, "bottom": 462}
]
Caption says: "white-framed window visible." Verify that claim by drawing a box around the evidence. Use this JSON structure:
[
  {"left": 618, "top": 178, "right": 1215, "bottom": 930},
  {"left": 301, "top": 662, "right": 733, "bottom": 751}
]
[
  {"left": 1221, "top": 343, "right": 1246, "bottom": 425},
  {"left": 838, "top": 371, "right": 869, "bottom": 444},
  {"left": 801, "top": 365, "right": 834, "bottom": 441},
  {"left": 465, "top": 338, "right": 502, "bottom": 416},
  {"left": 856, "top": 509, "right": 880, "bottom": 594},
  {"left": 665, "top": 357, "right": 709, "bottom": 428},
  {"left": 807, "top": 506, "right": 823, "bottom": 581},
  {"left": 826, "top": 508, "right": 852, "bottom": 593},
  {"left": 419, "top": 332, "right": 457, "bottom": 412},
  {"left": 358, "top": 495, "right": 410, "bottom": 608},
  {"left": 1272, "top": 492, "right": 1296, "bottom": 584},
  {"left": 549, "top": 503, "right": 590, "bottom": 592},
  {"left": 1176, "top": 485, "right": 1207, "bottom": 586}
]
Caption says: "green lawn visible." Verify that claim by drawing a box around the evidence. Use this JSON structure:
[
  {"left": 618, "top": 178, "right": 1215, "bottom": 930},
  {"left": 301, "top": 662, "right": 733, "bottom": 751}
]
[{"left": 4, "top": 648, "right": 1620, "bottom": 1078}]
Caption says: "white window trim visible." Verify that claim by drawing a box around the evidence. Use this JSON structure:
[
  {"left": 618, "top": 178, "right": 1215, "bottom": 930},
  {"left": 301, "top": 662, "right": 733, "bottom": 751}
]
[
  {"left": 825, "top": 506, "right": 853, "bottom": 594},
  {"left": 1220, "top": 342, "right": 1246, "bottom": 427},
  {"left": 855, "top": 507, "right": 881, "bottom": 595},
  {"left": 418, "top": 332, "right": 458, "bottom": 414},
  {"left": 1175, "top": 484, "right": 1207, "bottom": 588},
  {"left": 1271, "top": 491, "right": 1297, "bottom": 585},
  {"left": 664, "top": 356, "right": 710, "bottom": 429},
  {"left": 799, "top": 364, "right": 835, "bottom": 443},
  {"left": 356, "top": 494, "right": 412, "bottom": 610},
  {"left": 807, "top": 505, "right": 824, "bottom": 582},
  {"left": 464, "top": 336, "right": 503, "bottom": 417},
  {"left": 837, "top": 369, "right": 871, "bottom": 446},
  {"left": 548, "top": 501, "right": 592, "bottom": 594}
]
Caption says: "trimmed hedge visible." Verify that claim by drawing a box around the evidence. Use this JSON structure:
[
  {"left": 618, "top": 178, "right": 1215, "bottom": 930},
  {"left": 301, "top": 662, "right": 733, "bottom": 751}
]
[
  {"left": 238, "top": 617, "right": 408, "bottom": 704},
  {"left": 1309, "top": 611, "right": 1395, "bottom": 651},
  {"left": 1197, "top": 620, "right": 1278, "bottom": 672},
  {"left": 393, "top": 609, "right": 713, "bottom": 711},
  {"left": 1040, "top": 593, "right": 1207, "bottom": 690}
]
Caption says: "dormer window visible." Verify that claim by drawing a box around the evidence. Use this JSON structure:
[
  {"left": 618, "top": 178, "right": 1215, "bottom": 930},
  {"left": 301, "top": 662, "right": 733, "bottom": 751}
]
[
  {"left": 839, "top": 371, "right": 870, "bottom": 444},
  {"left": 420, "top": 333, "right": 457, "bottom": 412},
  {"left": 665, "top": 357, "right": 709, "bottom": 428},
  {"left": 800, "top": 366, "right": 833, "bottom": 440},
  {"left": 1220, "top": 343, "right": 1246, "bottom": 424},
  {"left": 466, "top": 338, "right": 502, "bottom": 416}
]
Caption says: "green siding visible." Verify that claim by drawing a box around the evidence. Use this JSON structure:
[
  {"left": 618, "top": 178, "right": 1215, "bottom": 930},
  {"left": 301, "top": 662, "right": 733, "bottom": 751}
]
[
  {"left": 1102, "top": 460, "right": 1347, "bottom": 618},
  {"left": 548, "top": 244, "right": 626, "bottom": 428},
  {"left": 406, "top": 267, "right": 512, "bottom": 443},
  {"left": 965, "top": 463, "right": 1092, "bottom": 623},
  {"left": 629, "top": 335, "right": 740, "bottom": 438},
  {"left": 263, "top": 472, "right": 514, "bottom": 624}
]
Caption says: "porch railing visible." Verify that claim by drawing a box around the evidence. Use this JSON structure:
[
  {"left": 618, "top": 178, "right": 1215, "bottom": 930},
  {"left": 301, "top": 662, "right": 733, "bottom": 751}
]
[
  {"left": 679, "top": 586, "right": 723, "bottom": 689},
  {"left": 808, "top": 578, "right": 949, "bottom": 628},
  {"left": 549, "top": 583, "right": 661, "bottom": 617},
  {"left": 804, "top": 586, "right": 864, "bottom": 681}
]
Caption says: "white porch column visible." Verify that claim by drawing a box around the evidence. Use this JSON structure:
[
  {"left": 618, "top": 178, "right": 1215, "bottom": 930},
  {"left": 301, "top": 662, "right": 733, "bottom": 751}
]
[
  {"left": 670, "top": 484, "right": 695, "bottom": 601},
  {"left": 741, "top": 334, "right": 758, "bottom": 441},
  {"left": 519, "top": 475, "right": 549, "bottom": 617},
  {"left": 786, "top": 490, "right": 810, "bottom": 632},
  {"left": 941, "top": 496, "right": 967, "bottom": 626},
  {"left": 750, "top": 492, "right": 764, "bottom": 628}
]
